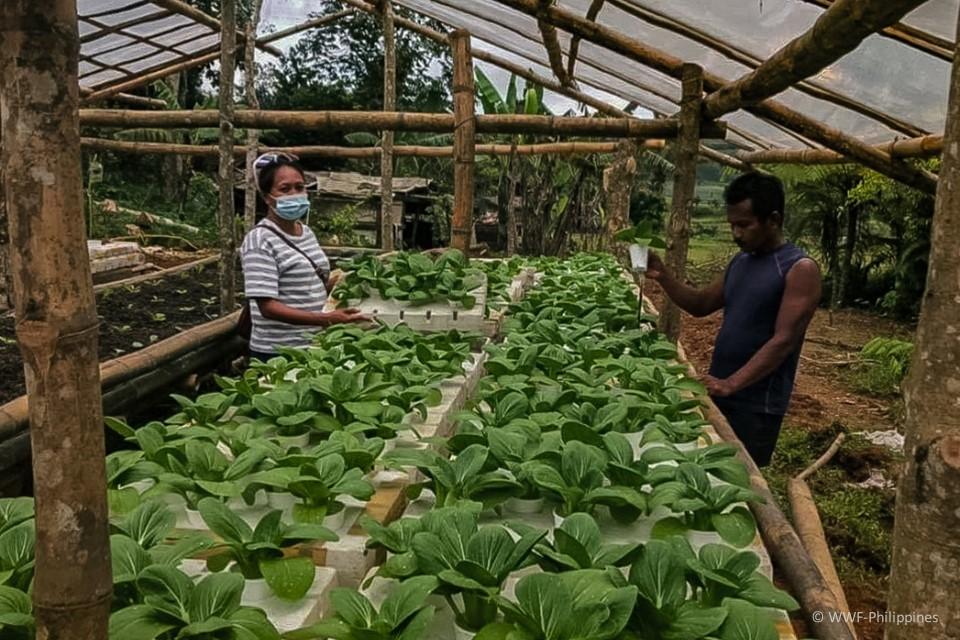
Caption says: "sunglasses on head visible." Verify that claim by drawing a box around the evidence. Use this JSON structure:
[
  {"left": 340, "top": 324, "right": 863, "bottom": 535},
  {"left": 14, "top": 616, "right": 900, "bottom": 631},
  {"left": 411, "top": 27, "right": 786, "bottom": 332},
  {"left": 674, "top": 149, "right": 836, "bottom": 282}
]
[{"left": 254, "top": 151, "right": 299, "bottom": 169}]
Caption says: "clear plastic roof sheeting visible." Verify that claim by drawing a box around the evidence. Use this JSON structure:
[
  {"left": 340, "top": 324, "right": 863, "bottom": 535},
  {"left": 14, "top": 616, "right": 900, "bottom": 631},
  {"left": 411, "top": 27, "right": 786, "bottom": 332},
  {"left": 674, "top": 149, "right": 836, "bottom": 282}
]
[
  {"left": 79, "top": 0, "right": 219, "bottom": 91},
  {"left": 80, "top": 0, "right": 957, "bottom": 152}
]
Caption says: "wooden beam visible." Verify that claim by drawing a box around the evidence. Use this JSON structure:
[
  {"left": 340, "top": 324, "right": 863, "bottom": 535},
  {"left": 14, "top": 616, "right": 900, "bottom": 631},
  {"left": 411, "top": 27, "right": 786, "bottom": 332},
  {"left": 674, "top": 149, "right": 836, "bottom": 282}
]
[
  {"left": 795, "top": 0, "right": 953, "bottom": 61},
  {"left": 218, "top": 0, "right": 237, "bottom": 316},
  {"left": 566, "top": 0, "right": 606, "bottom": 80},
  {"left": 737, "top": 134, "right": 944, "bottom": 164},
  {"left": 489, "top": 0, "right": 937, "bottom": 194},
  {"left": 603, "top": 140, "right": 638, "bottom": 264},
  {"left": 699, "top": 144, "right": 751, "bottom": 172},
  {"left": 0, "top": 1, "right": 112, "bottom": 638},
  {"left": 536, "top": 0, "right": 575, "bottom": 87},
  {"left": 380, "top": 0, "right": 398, "bottom": 251},
  {"left": 659, "top": 64, "right": 703, "bottom": 342},
  {"left": 607, "top": 0, "right": 927, "bottom": 138},
  {"left": 79, "top": 87, "right": 167, "bottom": 108},
  {"left": 702, "top": 0, "right": 931, "bottom": 120},
  {"left": 80, "top": 137, "right": 665, "bottom": 157},
  {"left": 260, "top": 8, "right": 354, "bottom": 43},
  {"left": 80, "top": 9, "right": 351, "bottom": 105},
  {"left": 149, "top": 0, "right": 282, "bottom": 57},
  {"left": 78, "top": 108, "right": 725, "bottom": 138},
  {"left": 242, "top": 0, "right": 264, "bottom": 233},
  {"left": 451, "top": 30, "right": 475, "bottom": 252}
]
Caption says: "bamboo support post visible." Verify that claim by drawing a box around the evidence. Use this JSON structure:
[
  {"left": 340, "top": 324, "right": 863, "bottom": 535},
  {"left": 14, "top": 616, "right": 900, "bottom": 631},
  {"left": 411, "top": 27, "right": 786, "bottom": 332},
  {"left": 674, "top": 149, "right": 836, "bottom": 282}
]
[
  {"left": 702, "top": 0, "right": 930, "bottom": 121},
  {"left": 380, "top": 0, "right": 398, "bottom": 251},
  {"left": 489, "top": 0, "right": 937, "bottom": 194},
  {"left": 787, "top": 441, "right": 856, "bottom": 639},
  {"left": 242, "top": 0, "right": 265, "bottom": 232},
  {"left": 78, "top": 109, "right": 723, "bottom": 139},
  {"left": 79, "top": 137, "right": 665, "bottom": 158},
  {"left": 218, "top": 0, "right": 237, "bottom": 316},
  {"left": 669, "top": 346, "right": 856, "bottom": 640},
  {"left": 0, "top": 1, "right": 112, "bottom": 636},
  {"left": 737, "top": 134, "right": 945, "bottom": 165},
  {"left": 451, "top": 30, "right": 476, "bottom": 252},
  {"left": 603, "top": 140, "right": 638, "bottom": 263},
  {"left": 0, "top": 123, "right": 8, "bottom": 310},
  {"left": 659, "top": 64, "right": 703, "bottom": 342},
  {"left": 795, "top": 0, "right": 953, "bottom": 61}
]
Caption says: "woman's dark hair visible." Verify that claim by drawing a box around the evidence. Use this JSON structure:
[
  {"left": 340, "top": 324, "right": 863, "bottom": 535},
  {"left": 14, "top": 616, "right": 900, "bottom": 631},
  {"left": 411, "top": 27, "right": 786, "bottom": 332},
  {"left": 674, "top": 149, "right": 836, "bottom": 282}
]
[
  {"left": 256, "top": 155, "right": 307, "bottom": 214},
  {"left": 724, "top": 171, "right": 785, "bottom": 225}
]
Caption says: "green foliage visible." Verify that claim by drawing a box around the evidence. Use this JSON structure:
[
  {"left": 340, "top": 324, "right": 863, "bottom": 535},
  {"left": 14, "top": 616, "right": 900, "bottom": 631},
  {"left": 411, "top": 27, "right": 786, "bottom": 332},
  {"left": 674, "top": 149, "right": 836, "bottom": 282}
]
[
  {"left": 851, "top": 337, "right": 914, "bottom": 396},
  {"left": 310, "top": 200, "right": 362, "bottom": 246}
]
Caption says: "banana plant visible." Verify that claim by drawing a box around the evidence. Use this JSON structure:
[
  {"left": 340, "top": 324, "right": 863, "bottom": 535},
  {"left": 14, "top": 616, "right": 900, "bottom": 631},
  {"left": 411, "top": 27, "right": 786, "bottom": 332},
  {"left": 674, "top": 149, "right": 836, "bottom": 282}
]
[
  {"left": 199, "top": 499, "right": 337, "bottom": 601},
  {"left": 284, "top": 576, "right": 439, "bottom": 640},
  {"left": 108, "top": 570, "right": 279, "bottom": 640}
]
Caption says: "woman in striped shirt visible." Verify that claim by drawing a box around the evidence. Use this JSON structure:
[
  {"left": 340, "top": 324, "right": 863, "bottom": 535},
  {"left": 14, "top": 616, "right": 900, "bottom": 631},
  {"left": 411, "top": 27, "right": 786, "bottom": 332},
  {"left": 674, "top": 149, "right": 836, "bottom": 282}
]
[{"left": 240, "top": 153, "right": 368, "bottom": 360}]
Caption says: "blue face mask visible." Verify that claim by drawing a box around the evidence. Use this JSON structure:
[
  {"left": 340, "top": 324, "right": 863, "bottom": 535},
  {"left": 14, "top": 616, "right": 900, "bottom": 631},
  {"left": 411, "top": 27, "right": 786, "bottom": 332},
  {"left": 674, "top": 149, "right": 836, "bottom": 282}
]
[{"left": 274, "top": 194, "right": 310, "bottom": 220}]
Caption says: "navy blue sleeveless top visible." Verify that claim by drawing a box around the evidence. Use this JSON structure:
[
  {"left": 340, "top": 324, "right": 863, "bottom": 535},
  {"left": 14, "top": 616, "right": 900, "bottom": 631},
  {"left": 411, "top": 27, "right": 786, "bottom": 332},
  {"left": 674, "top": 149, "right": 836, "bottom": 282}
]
[{"left": 709, "top": 242, "right": 809, "bottom": 415}]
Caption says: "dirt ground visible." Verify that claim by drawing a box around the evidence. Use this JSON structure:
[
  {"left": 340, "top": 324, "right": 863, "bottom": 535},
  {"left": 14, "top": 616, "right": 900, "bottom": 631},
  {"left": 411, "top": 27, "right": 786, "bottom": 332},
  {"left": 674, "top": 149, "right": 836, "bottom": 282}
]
[
  {"left": 0, "top": 263, "right": 227, "bottom": 405},
  {"left": 648, "top": 283, "right": 909, "bottom": 640}
]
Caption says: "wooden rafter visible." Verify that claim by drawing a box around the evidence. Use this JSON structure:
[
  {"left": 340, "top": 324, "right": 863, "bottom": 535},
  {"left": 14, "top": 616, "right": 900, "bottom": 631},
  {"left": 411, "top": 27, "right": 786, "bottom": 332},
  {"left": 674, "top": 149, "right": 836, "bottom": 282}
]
[
  {"left": 149, "top": 0, "right": 282, "bottom": 56},
  {"left": 736, "top": 134, "right": 944, "bottom": 165},
  {"left": 796, "top": 0, "right": 953, "bottom": 61},
  {"left": 566, "top": 0, "right": 605, "bottom": 80},
  {"left": 536, "top": 0, "right": 575, "bottom": 87},
  {"left": 490, "top": 0, "right": 936, "bottom": 193}
]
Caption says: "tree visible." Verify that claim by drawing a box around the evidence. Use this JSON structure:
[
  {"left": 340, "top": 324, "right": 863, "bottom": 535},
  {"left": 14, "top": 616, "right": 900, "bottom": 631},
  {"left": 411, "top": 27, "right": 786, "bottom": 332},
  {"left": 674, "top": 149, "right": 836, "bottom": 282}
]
[{"left": 886, "top": 22, "right": 960, "bottom": 637}]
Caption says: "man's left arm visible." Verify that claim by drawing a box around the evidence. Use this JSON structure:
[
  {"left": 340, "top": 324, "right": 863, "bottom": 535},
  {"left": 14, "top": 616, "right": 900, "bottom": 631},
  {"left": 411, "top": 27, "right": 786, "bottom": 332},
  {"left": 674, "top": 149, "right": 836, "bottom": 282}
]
[{"left": 706, "top": 259, "right": 822, "bottom": 397}]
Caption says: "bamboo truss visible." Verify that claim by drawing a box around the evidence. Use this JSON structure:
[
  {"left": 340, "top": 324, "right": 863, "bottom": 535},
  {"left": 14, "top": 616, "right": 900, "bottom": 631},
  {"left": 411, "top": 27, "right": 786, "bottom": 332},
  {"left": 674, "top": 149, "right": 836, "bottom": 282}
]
[
  {"left": 150, "top": 0, "right": 282, "bottom": 56},
  {"left": 737, "top": 134, "right": 944, "bottom": 165},
  {"left": 489, "top": 0, "right": 938, "bottom": 194}
]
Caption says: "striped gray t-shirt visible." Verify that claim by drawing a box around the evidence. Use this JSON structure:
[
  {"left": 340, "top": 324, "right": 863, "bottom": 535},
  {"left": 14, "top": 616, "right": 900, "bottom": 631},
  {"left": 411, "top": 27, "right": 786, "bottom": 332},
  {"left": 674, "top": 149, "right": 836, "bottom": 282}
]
[{"left": 240, "top": 219, "right": 330, "bottom": 354}]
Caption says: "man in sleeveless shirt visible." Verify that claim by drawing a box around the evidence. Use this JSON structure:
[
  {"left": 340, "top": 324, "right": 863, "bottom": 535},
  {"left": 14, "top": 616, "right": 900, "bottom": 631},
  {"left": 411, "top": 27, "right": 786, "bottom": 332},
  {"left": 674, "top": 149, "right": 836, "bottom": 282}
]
[{"left": 646, "top": 172, "right": 822, "bottom": 466}]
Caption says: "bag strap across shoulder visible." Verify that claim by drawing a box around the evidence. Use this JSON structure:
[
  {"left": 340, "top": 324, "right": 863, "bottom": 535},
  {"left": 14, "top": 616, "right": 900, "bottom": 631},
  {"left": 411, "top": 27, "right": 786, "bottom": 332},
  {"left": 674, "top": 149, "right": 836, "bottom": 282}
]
[{"left": 258, "top": 221, "right": 326, "bottom": 279}]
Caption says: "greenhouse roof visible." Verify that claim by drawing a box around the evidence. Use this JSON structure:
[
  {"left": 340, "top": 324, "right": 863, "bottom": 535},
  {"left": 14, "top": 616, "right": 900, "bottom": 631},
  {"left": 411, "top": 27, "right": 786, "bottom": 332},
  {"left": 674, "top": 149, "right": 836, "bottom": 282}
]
[{"left": 77, "top": 0, "right": 958, "bottom": 153}]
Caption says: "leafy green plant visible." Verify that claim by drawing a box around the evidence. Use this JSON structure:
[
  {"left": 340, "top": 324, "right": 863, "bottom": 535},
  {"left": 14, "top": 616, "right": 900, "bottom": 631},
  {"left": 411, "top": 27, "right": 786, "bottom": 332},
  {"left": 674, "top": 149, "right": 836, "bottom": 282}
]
[
  {"left": 358, "top": 516, "right": 425, "bottom": 584},
  {"left": 853, "top": 336, "right": 914, "bottom": 395},
  {"left": 650, "top": 463, "right": 762, "bottom": 548},
  {"left": 0, "top": 500, "right": 34, "bottom": 593},
  {"left": 640, "top": 442, "right": 750, "bottom": 489},
  {"left": 613, "top": 219, "right": 667, "bottom": 249},
  {"left": 284, "top": 575, "right": 439, "bottom": 640},
  {"left": 520, "top": 441, "right": 647, "bottom": 521},
  {"left": 683, "top": 542, "right": 799, "bottom": 612},
  {"left": 199, "top": 499, "right": 337, "bottom": 601},
  {"left": 108, "top": 570, "right": 279, "bottom": 640},
  {"left": 476, "top": 569, "right": 638, "bottom": 640},
  {"left": 154, "top": 440, "right": 272, "bottom": 510},
  {"left": 529, "top": 513, "right": 642, "bottom": 572},
  {"left": 383, "top": 444, "right": 523, "bottom": 511},
  {"left": 0, "top": 585, "right": 33, "bottom": 639}
]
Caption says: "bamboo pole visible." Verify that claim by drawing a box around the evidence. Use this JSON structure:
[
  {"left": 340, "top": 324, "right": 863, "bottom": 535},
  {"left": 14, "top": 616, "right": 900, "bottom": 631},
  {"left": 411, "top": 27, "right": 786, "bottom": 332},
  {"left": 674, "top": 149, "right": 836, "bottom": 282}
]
[
  {"left": 380, "top": 0, "right": 398, "bottom": 251},
  {"left": 0, "top": 120, "right": 8, "bottom": 311},
  {"left": 702, "top": 0, "right": 930, "bottom": 120},
  {"left": 451, "top": 30, "right": 476, "bottom": 252},
  {"left": 795, "top": 0, "right": 953, "bottom": 61},
  {"left": 0, "top": 312, "right": 241, "bottom": 442},
  {"left": 149, "top": 0, "right": 281, "bottom": 57},
  {"left": 78, "top": 108, "right": 723, "bottom": 139},
  {"left": 79, "top": 137, "right": 664, "bottom": 157},
  {"left": 664, "top": 345, "right": 856, "bottom": 640},
  {"left": 699, "top": 145, "right": 751, "bottom": 172},
  {"left": 78, "top": 88, "right": 167, "bottom": 109},
  {"left": 0, "top": 1, "right": 112, "bottom": 637},
  {"left": 243, "top": 0, "right": 264, "bottom": 232},
  {"left": 566, "top": 0, "right": 606, "bottom": 80},
  {"left": 93, "top": 255, "right": 220, "bottom": 293},
  {"left": 218, "top": 0, "right": 237, "bottom": 316},
  {"left": 79, "top": 9, "right": 352, "bottom": 105},
  {"left": 537, "top": 0, "right": 575, "bottom": 87},
  {"left": 737, "top": 134, "right": 944, "bottom": 165},
  {"left": 260, "top": 9, "right": 354, "bottom": 43},
  {"left": 489, "top": 0, "right": 938, "bottom": 194},
  {"left": 659, "top": 64, "right": 703, "bottom": 343},
  {"left": 603, "top": 140, "right": 638, "bottom": 263}
]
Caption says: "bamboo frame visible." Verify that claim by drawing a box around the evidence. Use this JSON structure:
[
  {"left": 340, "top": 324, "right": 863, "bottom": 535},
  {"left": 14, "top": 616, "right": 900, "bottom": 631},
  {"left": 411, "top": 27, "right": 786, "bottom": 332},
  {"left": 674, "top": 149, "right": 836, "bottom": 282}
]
[
  {"left": 489, "top": 0, "right": 937, "bottom": 193},
  {"left": 796, "top": 0, "right": 953, "bottom": 60},
  {"left": 566, "top": 0, "right": 605, "bottom": 80},
  {"left": 343, "top": 0, "right": 754, "bottom": 169},
  {"left": 606, "top": 0, "right": 927, "bottom": 138},
  {"left": 242, "top": 0, "right": 265, "bottom": 232},
  {"left": 702, "top": 0, "right": 931, "bottom": 121},
  {"left": 737, "top": 134, "right": 944, "bottom": 165},
  {"left": 451, "top": 30, "right": 475, "bottom": 252},
  {"left": 149, "top": 0, "right": 282, "bottom": 56},
  {"left": 80, "top": 9, "right": 352, "bottom": 105},
  {"left": 79, "top": 137, "right": 667, "bottom": 157},
  {"left": 659, "top": 64, "right": 702, "bottom": 342},
  {"left": 380, "top": 0, "right": 399, "bottom": 251},
  {"left": 78, "top": 108, "right": 726, "bottom": 139},
  {"left": 536, "top": 0, "right": 575, "bottom": 87},
  {"left": 217, "top": 0, "right": 237, "bottom": 315}
]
